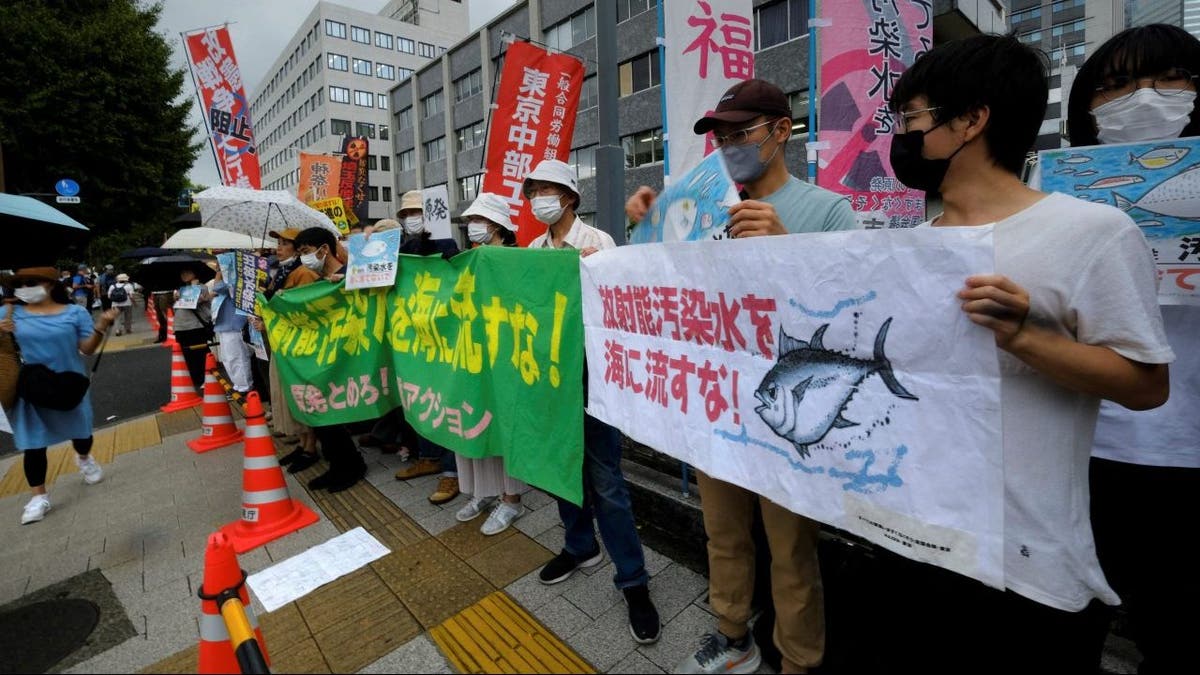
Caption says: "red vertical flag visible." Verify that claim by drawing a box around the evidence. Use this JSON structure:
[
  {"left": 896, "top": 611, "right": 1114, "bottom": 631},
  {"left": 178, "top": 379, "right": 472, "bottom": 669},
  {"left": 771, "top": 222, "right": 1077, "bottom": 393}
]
[
  {"left": 482, "top": 41, "right": 585, "bottom": 246},
  {"left": 184, "top": 26, "right": 262, "bottom": 189}
]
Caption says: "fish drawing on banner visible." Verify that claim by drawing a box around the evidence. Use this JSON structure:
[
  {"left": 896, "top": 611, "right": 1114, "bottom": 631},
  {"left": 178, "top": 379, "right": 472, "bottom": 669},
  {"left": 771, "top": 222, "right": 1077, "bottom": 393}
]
[
  {"left": 753, "top": 317, "right": 918, "bottom": 459},
  {"left": 1114, "top": 164, "right": 1200, "bottom": 218},
  {"left": 1077, "top": 175, "right": 1144, "bottom": 190},
  {"left": 1073, "top": 169, "right": 1098, "bottom": 177},
  {"left": 1129, "top": 146, "right": 1189, "bottom": 170},
  {"left": 1058, "top": 155, "right": 1093, "bottom": 165}
]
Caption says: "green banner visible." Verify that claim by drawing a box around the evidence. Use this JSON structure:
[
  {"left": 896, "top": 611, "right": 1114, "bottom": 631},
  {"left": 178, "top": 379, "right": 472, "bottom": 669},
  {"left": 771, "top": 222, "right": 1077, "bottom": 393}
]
[{"left": 261, "top": 246, "right": 585, "bottom": 504}]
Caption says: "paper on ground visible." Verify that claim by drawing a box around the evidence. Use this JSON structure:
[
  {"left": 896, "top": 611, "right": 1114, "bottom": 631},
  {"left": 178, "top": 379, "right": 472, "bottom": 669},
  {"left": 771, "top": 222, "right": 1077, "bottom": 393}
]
[{"left": 246, "top": 526, "right": 390, "bottom": 612}]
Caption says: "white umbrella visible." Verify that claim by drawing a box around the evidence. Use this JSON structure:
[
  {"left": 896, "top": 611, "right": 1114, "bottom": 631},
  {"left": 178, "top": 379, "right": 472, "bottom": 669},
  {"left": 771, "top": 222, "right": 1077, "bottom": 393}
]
[
  {"left": 162, "top": 226, "right": 275, "bottom": 250},
  {"left": 194, "top": 186, "right": 340, "bottom": 239}
]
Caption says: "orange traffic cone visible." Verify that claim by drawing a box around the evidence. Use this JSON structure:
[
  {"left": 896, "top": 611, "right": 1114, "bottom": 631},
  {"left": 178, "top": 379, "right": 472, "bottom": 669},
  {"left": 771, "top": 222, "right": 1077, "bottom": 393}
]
[
  {"left": 160, "top": 343, "right": 203, "bottom": 413},
  {"left": 162, "top": 310, "right": 177, "bottom": 348},
  {"left": 197, "top": 531, "right": 270, "bottom": 674},
  {"left": 220, "top": 392, "right": 319, "bottom": 553},
  {"left": 187, "top": 353, "right": 244, "bottom": 454}
]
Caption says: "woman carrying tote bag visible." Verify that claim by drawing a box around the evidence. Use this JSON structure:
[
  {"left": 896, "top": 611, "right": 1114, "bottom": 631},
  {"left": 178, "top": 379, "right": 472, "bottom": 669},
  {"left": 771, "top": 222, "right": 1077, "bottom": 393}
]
[{"left": 0, "top": 267, "right": 118, "bottom": 525}]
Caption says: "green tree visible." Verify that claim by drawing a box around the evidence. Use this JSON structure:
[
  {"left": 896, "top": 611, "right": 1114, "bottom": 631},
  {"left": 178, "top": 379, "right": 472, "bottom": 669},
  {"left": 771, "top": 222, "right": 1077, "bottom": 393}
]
[{"left": 0, "top": 0, "right": 202, "bottom": 264}]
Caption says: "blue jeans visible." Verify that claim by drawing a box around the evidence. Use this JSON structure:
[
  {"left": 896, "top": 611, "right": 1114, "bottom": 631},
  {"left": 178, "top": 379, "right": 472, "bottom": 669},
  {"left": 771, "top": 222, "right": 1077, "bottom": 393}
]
[
  {"left": 556, "top": 414, "right": 649, "bottom": 590},
  {"left": 418, "top": 437, "right": 457, "bottom": 473}
]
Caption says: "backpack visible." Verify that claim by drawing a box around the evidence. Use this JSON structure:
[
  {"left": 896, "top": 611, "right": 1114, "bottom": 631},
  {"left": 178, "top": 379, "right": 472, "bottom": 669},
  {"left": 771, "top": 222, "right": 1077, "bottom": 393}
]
[{"left": 109, "top": 284, "right": 128, "bottom": 303}]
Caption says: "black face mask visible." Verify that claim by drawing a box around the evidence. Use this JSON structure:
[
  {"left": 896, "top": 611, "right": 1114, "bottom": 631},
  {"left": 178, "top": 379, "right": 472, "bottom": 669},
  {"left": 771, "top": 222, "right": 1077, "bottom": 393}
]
[{"left": 889, "top": 124, "right": 966, "bottom": 193}]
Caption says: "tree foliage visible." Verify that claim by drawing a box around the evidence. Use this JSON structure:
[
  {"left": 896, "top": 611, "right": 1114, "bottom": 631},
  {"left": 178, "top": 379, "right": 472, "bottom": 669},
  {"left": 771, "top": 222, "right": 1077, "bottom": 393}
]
[{"left": 0, "top": 0, "right": 202, "bottom": 265}]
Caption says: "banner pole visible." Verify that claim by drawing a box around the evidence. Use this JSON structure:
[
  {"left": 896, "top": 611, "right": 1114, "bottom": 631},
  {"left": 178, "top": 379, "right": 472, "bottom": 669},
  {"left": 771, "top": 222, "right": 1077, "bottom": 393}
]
[
  {"left": 594, "top": 0, "right": 624, "bottom": 244},
  {"left": 807, "top": 2, "right": 818, "bottom": 183}
]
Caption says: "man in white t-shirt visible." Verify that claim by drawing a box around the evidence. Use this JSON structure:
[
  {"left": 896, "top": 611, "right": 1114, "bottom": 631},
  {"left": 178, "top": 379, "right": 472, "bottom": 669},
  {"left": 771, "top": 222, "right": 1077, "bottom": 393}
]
[{"left": 877, "top": 34, "right": 1173, "bottom": 673}]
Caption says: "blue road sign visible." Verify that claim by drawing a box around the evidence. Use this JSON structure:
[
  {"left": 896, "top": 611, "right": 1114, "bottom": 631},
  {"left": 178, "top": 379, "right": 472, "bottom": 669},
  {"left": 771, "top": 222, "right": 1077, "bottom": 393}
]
[{"left": 55, "top": 179, "right": 80, "bottom": 197}]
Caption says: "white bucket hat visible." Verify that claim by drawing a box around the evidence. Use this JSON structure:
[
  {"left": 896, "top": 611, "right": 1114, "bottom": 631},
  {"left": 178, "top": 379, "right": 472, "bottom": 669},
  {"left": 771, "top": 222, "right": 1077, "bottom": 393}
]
[
  {"left": 522, "top": 159, "right": 579, "bottom": 204},
  {"left": 462, "top": 193, "right": 517, "bottom": 232},
  {"left": 399, "top": 190, "right": 423, "bottom": 212}
]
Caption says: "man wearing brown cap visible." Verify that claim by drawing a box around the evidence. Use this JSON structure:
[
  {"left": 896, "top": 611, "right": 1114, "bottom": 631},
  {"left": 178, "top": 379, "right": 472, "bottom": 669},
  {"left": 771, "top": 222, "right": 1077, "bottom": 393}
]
[{"left": 628, "top": 79, "right": 853, "bottom": 674}]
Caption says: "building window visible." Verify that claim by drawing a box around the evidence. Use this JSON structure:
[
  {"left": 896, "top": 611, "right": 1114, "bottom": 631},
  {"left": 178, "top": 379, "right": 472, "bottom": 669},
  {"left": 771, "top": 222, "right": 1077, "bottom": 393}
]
[
  {"left": 397, "top": 107, "right": 413, "bottom": 130},
  {"left": 418, "top": 42, "right": 436, "bottom": 58},
  {"left": 618, "top": 50, "right": 661, "bottom": 96},
  {"left": 376, "top": 63, "right": 395, "bottom": 80},
  {"left": 398, "top": 67, "right": 414, "bottom": 81},
  {"left": 788, "top": 91, "right": 810, "bottom": 137},
  {"left": 369, "top": 186, "right": 379, "bottom": 201},
  {"left": 352, "top": 58, "right": 372, "bottom": 76},
  {"left": 375, "top": 32, "right": 393, "bottom": 49},
  {"left": 329, "top": 86, "right": 350, "bottom": 104},
  {"left": 398, "top": 37, "right": 415, "bottom": 54},
  {"left": 1051, "top": 19, "right": 1085, "bottom": 37},
  {"left": 456, "top": 120, "right": 485, "bottom": 151},
  {"left": 569, "top": 145, "right": 597, "bottom": 179},
  {"left": 755, "top": 0, "right": 808, "bottom": 51},
  {"left": 331, "top": 118, "right": 351, "bottom": 136},
  {"left": 356, "top": 121, "right": 376, "bottom": 138},
  {"left": 383, "top": 186, "right": 392, "bottom": 201},
  {"left": 398, "top": 149, "right": 414, "bottom": 171},
  {"left": 424, "top": 136, "right": 446, "bottom": 161},
  {"left": 453, "top": 69, "right": 483, "bottom": 102},
  {"left": 367, "top": 155, "right": 378, "bottom": 170},
  {"left": 459, "top": 174, "right": 482, "bottom": 201},
  {"left": 1052, "top": 0, "right": 1085, "bottom": 13},
  {"left": 1011, "top": 5, "right": 1041, "bottom": 22},
  {"left": 327, "top": 53, "right": 348, "bottom": 71},
  {"left": 578, "top": 75, "right": 598, "bottom": 111},
  {"left": 1019, "top": 30, "right": 1043, "bottom": 44},
  {"left": 622, "top": 128, "right": 664, "bottom": 168},
  {"left": 380, "top": 124, "right": 390, "bottom": 140},
  {"left": 422, "top": 91, "right": 443, "bottom": 117},
  {"left": 354, "top": 90, "right": 374, "bottom": 107},
  {"left": 617, "top": 0, "right": 659, "bottom": 23},
  {"left": 325, "top": 20, "right": 346, "bottom": 39},
  {"left": 544, "top": 6, "right": 596, "bottom": 51},
  {"left": 377, "top": 93, "right": 388, "bottom": 109},
  {"left": 351, "top": 26, "right": 370, "bottom": 44},
  {"left": 380, "top": 155, "right": 391, "bottom": 171}
]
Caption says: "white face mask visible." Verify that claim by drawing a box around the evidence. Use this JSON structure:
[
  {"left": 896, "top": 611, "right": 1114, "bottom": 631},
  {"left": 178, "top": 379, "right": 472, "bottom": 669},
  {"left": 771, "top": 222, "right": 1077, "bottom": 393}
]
[
  {"left": 403, "top": 216, "right": 424, "bottom": 235},
  {"left": 531, "top": 195, "right": 566, "bottom": 225},
  {"left": 300, "top": 252, "right": 324, "bottom": 272},
  {"left": 15, "top": 285, "right": 48, "bottom": 304},
  {"left": 467, "top": 221, "right": 493, "bottom": 245},
  {"left": 1092, "top": 88, "right": 1197, "bottom": 144}
]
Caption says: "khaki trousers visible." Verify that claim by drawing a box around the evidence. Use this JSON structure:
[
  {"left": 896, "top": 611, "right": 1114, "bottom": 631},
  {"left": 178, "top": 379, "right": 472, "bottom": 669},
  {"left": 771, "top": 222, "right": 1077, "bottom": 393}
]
[{"left": 697, "top": 471, "right": 825, "bottom": 672}]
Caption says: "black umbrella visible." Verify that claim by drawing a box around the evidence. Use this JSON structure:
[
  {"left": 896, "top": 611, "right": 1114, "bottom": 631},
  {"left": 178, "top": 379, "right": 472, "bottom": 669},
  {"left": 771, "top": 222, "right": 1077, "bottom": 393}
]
[
  {"left": 133, "top": 254, "right": 215, "bottom": 292},
  {"left": 0, "top": 193, "right": 90, "bottom": 268},
  {"left": 119, "top": 246, "right": 174, "bottom": 259}
]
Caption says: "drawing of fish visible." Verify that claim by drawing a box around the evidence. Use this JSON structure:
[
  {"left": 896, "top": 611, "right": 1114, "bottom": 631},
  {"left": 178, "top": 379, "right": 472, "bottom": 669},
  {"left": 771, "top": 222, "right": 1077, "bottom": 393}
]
[
  {"left": 1058, "top": 155, "right": 1093, "bottom": 165},
  {"left": 1053, "top": 167, "right": 1076, "bottom": 175},
  {"left": 1114, "top": 164, "right": 1200, "bottom": 218},
  {"left": 1074, "top": 169, "right": 1098, "bottom": 177},
  {"left": 1130, "top": 146, "right": 1189, "bottom": 170},
  {"left": 753, "top": 318, "right": 918, "bottom": 459},
  {"left": 1077, "top": 175, "right": 1144, "bottom": 190},
  {"left": 1137, "top": 220, "right": 1164, "bottom": 227}
]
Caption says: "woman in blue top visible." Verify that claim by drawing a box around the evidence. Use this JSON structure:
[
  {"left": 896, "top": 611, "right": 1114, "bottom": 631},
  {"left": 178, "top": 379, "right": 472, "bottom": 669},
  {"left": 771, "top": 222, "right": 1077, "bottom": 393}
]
[{"left": 1, "top": 267, "right": 118, "bottom": 525}]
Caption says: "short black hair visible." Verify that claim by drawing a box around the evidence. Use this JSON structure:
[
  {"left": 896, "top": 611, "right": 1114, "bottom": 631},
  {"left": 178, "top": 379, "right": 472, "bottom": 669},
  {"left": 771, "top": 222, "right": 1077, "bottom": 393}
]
[
  {"left": 1067, "top": 24, "right": 1200, "bottom": 146},
  {"left": 293, "top": 227, "right": 338, "bottom": 252},
  {"left": 50, "top": 280, "right": 71, "bottom": 305},
  {"left": 496, "top": 227, "right": 517, "bottom": 247},
  {"left": 890, "top": 34, "right": 1048, "bottom": 174}
]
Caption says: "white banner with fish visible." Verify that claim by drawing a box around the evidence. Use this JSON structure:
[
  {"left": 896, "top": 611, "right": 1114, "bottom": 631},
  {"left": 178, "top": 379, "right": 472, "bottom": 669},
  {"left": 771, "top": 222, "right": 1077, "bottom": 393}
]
[
  {"left": 581, "top": 227, "right": 1004, "bottom": 588},
  {"left": 1037, "top": 138, "right": 1200, "bottom": 305}
]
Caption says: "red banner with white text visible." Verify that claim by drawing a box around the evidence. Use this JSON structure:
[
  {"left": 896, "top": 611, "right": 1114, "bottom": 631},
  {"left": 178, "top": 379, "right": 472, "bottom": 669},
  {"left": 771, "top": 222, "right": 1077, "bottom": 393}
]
[
  {"left": 184, "top": 26, "right": 261, "bottom": 189},
  {"left": 482, "top": 41, "right": 585, "bottom": 247}
]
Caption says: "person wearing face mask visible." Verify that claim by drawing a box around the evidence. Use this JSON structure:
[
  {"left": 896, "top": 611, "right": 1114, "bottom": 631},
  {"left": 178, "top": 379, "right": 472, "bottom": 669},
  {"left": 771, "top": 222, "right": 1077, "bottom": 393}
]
[
  {"left": 397, "top": 189, "right": 460, "bottom": 260},
  {"left": 865, "top": 35, "right": 1173, "bottom": 673},
  {"left": 463, "top": 192, "right": 518, "bottom": 248},
  {"left": 1060, "top": 25, "right": 1200, "bottom": 675},
  {"left": 0, "top": 267, "right": 120, "bottom": 525},
  {"left": 521, "top": 159, "right": 662, "bottom": 648}
]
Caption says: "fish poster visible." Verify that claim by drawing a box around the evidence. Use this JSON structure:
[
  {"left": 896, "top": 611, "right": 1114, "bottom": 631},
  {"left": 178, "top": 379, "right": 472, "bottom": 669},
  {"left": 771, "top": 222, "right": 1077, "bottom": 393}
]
[
  {"left": 581, "top": 228, "right": 1004, "bottom": 587},
  {"left": 629, "top": 151, "right": 740, "bottom": 244},
  {"left": 345, "top": 228, "right": 401, "bottom": 290},
  {"left": 175, "top": 285, "right": 201, "bottom": 310},
  {"left": 1038, "top": 138, "right": 1200, "bottom": 305}
]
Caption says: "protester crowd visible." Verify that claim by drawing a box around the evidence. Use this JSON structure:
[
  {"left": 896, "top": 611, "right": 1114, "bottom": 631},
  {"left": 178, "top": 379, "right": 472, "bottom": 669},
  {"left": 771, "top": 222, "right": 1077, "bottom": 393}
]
[{"left": 3, "top": 27, "right": 1195, "bottom": 674}]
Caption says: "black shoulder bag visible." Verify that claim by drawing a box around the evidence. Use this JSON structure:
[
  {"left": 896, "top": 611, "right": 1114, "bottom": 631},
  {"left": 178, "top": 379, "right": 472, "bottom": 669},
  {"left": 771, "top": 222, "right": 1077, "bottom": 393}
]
[{"left": 15, "top": 312, "right": 108, "bottom": 411}]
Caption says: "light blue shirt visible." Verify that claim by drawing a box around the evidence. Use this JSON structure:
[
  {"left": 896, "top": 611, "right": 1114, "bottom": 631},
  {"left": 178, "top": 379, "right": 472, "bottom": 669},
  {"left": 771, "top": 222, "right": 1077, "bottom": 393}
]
[{"left": 760, "top": 175, "right": 856, "bottom": 233}]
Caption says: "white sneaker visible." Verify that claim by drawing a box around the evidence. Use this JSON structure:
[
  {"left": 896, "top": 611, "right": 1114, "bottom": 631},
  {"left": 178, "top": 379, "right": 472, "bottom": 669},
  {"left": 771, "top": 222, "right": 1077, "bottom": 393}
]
[
  {"left": 76, "top": 455, "right": 103, "bottom": 485},
  {"left": 481, "top": 502, "right": 524, "bottom": 536},
  {"left": 21, "top": 495, "right": 51, "bottom": 525},
  {"left": 673, "top": 632, "right": 761, "bottom": 674},
  {"left": 455, "top": 495, "right": 495, "bottom": 522}
]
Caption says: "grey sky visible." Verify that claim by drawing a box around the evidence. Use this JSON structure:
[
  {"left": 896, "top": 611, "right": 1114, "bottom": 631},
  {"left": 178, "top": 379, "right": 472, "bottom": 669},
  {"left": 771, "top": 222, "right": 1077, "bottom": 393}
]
[{"left": 155, "top": 0, "right": 516, "bottom": 187}]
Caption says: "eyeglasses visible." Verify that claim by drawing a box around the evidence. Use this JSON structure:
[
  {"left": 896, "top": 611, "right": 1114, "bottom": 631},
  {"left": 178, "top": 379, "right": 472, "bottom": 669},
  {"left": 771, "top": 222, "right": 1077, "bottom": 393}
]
[
  {"left": 711, "top": 119, "right": 783, "bottom": 148},
  {"left": 1094, "top": 68, "right": 1198, "bottom": 103},
  {"left": 890, "top": 106, "right": 941, "bottom": 133}
]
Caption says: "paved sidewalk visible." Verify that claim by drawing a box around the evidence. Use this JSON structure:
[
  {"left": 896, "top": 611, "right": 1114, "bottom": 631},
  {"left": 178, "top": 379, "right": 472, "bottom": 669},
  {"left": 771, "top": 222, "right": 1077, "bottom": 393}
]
[{"left": 0, "top": 408, "right": 728, "bottom": 674}]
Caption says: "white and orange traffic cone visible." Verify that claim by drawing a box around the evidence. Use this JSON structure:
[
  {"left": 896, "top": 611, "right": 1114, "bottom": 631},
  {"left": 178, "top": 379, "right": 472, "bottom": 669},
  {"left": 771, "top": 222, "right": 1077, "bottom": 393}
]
[
  {"left": 162, "top": 310, "right": 177, "bottom": 348},
  {"left": 159, "top": 342, "right": 203, "bottom": 413},
  {"left": 197, "top": 531, "right": 271, "bottom": 674},
  {"left": 187, "top": 353, "right": 244, "bottom": 454},
  {"left": 220, "top": 392, "right": 319, "bottom": 553}
]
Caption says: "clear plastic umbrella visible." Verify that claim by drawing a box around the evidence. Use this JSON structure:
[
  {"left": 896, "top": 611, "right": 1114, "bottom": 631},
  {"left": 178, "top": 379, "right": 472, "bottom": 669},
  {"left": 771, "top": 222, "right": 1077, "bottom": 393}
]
[{"left": 193, "top": 186, "right": 339, "bottom": 240}]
